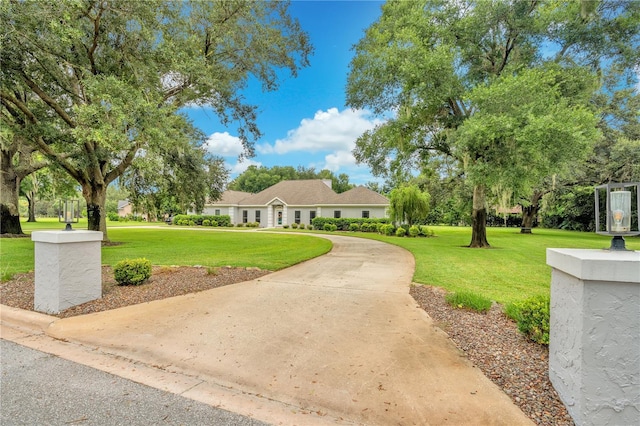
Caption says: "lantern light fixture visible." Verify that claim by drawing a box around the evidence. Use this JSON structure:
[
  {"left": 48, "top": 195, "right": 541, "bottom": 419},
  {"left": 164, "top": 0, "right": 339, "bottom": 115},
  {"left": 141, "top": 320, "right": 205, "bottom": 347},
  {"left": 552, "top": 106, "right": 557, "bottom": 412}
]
[
  {"left": 58, "top": 199, "right": 80, "bottom": 231},
  {"left": 594, "top": 182, "right": 640, "bottom": 251}
]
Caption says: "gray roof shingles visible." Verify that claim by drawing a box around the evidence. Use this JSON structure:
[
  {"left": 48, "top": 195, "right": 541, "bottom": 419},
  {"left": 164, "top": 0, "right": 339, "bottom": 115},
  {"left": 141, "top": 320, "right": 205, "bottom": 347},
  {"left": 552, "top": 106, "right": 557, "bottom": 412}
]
[{"left": 209, "top": 180, "right": 388, "bottom": 206}]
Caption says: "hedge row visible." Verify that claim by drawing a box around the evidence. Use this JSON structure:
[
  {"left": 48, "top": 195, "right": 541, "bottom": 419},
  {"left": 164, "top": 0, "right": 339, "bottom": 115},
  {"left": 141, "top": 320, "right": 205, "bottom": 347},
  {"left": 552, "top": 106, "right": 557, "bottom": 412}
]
[
  {"left": 172, "top": 214, "right": 231, "bottom": 227},
  {"left": 310, "top": 217, "right": 389, "bottom": 231},
  {"left": 310, "top": 217, "right": 434, "bottom": 238}
]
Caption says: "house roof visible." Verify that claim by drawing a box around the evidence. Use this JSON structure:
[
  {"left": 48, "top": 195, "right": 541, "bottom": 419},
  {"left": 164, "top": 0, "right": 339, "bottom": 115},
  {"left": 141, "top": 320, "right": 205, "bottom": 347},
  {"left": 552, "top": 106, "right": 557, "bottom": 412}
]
[
  {"left": 208, "top": 180, "right": 388, "bottom": 207},
  {"left": 336, "top": 186, "right": 389, "bottom": 205},
  {"left": 216, "top": 190, "right": 252, "bottom": 204}
]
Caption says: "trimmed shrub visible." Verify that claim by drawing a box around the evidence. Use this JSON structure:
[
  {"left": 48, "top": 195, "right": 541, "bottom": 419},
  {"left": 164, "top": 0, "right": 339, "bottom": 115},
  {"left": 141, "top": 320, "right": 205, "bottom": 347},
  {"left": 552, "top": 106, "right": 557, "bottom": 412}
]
[
  {"left": 381, "top": 224, "right": 395, "bottom": 236},
  {"left": 211, "top": 220, "right": 218, "bottom": 227},
  {"left": 291, "top": 222, "right": 298, "bottom": 229},
  {"left": 202, "top": 219, "right": 211, "bottom": 226},
  {"left": 283, "top": 224, "right": 290, "bottom": 229},
  {"left": 349, "top": 223, "right": 361, "bottom": 232},
  {"left": 107, "top": 212, "right": 120, "bottom": 221},
  {"left": 408, "top": 225, "right": 420, "bottom": 237},
  {"left": 395, "top": 227, "right": 407, "bottom": 237},
  {"left": 445, "top": 291, "right": 492, "bottom": 313},
  {"left": 113, "top": 258, "right": 152, "bottom": 286},
  {"left": 298, "top": 223, "right": 305, "bottom": 230},
  {"left": 188, "top": 220, "right": 196, "bottom": 226},
  {"left": 236, "top": 223, "right": 245, "bottom": 227},
  {"left": 505, "top": 295, "right": 550, "bottom": 345}
]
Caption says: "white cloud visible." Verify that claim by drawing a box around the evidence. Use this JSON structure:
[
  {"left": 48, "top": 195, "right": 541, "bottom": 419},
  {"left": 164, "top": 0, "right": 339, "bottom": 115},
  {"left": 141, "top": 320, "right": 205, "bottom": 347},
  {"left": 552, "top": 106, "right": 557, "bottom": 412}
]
[
  {"left": 205, "top": 132, "right": 245, "bottom": 157},
  {"left": 230, "top": 158, "right": 261, "bottom": 175},
  {"left": 257, "top": 108, "right": 381, "bottom": 155},
  {"left": 323, "top": 150, "right": 357, "bottom": 172}
]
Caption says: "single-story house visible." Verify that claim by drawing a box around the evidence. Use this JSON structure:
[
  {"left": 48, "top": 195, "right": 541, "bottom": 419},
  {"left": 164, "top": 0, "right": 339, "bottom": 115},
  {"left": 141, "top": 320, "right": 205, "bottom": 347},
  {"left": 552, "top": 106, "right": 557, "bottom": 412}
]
[{"left": 201, "top": 179, "right": 389, "bottom": 228}]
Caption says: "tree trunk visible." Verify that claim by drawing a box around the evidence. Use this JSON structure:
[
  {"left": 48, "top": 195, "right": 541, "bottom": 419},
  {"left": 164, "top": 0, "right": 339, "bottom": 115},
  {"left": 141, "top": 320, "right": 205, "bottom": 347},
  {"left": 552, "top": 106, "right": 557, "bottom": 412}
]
[
  {"left": 25, "top": 191, "right": 36, "bottom": 222},
  {"left": 520, "top": 191, "right": 543, "bottom": 234},
  {"left": 82, "top": 182, "right": 109, "bottom": 241},
  {"left": 469, "top": 184, "right": 490, "bottom": 248},
  {"left": 0, "top": 150, "right": 24, "bottom": 235}
]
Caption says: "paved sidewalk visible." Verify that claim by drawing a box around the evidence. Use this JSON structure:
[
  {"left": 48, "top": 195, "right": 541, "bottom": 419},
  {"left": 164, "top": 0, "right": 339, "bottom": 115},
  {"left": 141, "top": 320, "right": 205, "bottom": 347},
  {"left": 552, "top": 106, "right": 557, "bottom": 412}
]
[{"left": 1, "top": 234, "right": 532, "bottom": 425}]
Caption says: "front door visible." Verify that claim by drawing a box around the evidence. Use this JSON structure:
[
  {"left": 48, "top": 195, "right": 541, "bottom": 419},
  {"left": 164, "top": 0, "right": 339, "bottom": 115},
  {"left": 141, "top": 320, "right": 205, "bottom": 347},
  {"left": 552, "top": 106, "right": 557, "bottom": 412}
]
[{"left": 274, "top": 206, "right": 283, "bottom": 226}]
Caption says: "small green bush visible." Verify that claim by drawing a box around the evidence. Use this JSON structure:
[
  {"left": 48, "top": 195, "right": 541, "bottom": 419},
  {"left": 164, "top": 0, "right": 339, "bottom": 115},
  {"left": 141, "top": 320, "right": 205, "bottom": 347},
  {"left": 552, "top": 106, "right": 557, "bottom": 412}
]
[
  {"left": 211, "top": 220, "right": 218, "bottom": 227},
  {"left": 202, "top": 219, "right": 211, "bottom": 226},
  {"left": 323, "top": 223, "right": 334, "bottom": 231},
  {"left": 445, "top": 291, "right": 492, "bottom": 313},
  {"left": 395, "top": 227, "right": 406, "bottom": 237},
  {"left": 113, "top": 258, "right": 152, "bottom": 286},
  {"left": 107, "top": 212, "right": 120, "bottom": 221},
  {"left": 188, "top": 220, "right": 196, "bottom": 226},
  {"left": 298, "top": 223, "right": 305, "bottom": 230},
  {"left": 349, "top": 223, "right": 360, "bottom": 232},
  {"left": 408, "top": 225, "right": 420, "bottom": 237},
  {"left": 381, "top": 224, "right": 395, "bottom": 236},
  {"left": 505, "top": 295, "right": 550, "bottom": 345},
  {"left": 291, "top": 222, "right": 298, "bottom": 229},
  {"left": 236, "top": 223, "right": 245, "bottom": 227},
  {"left": 283, "top": 224, "right": 290, "bottom": 229}
]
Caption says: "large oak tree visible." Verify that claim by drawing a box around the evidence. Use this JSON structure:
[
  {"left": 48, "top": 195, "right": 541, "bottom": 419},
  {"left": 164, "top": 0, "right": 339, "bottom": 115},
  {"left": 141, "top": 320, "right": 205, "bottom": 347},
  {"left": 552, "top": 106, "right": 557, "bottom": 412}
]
[
  {"left": 346, "top": 0, "right": 639, "bottom": 247},
  {"left": 1, "top": 0, "right": 311, "bottom": 240}
]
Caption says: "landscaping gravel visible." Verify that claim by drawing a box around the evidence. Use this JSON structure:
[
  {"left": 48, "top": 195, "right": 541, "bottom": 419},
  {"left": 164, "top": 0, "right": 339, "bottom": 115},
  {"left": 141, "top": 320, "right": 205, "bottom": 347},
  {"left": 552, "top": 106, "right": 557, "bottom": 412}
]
[
  {"left": 0, "top": 265, "right": 270, "bottom": 319},
  {"left": 1, "top": 267, "right": 572, "bottom": 425}
]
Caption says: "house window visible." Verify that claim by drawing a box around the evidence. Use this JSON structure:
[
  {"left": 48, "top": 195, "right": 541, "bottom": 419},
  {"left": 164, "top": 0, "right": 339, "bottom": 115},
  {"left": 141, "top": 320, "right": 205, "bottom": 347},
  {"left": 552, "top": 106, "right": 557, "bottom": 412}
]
[
  {"left": 255, "top": 210, "right": 261, "bottom": 223},
  {"left": 362, "top": 210, "right": 370, "bottom": 218},
  {"left": 334, "top": 210, "right": 341, "bottom": 219},
  {"left": 310, "top": 211, "right": 316, "bottom": 224},
  {"left": 215, "top": 209, "right": 220, "bottom": 216},
  {"left": 242, "top": 210, "right": 248, "bottom": 223},
  {"left": 295, "top": 210, "right": 301, "bottom": 224}
]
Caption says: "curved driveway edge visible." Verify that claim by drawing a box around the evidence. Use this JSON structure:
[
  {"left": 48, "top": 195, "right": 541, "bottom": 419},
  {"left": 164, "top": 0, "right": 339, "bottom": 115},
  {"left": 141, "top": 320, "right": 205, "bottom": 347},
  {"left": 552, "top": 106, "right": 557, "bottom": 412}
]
[{"left": 4, "top": 233, "right": 532, "bottom": 425}]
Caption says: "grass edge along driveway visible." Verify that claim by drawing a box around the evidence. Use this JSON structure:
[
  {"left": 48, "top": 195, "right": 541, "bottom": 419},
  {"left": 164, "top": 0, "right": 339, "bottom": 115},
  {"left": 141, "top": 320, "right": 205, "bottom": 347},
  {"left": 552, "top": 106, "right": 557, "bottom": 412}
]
[{"left": 1, "top": 227, "right": 332, "bottom": 279}]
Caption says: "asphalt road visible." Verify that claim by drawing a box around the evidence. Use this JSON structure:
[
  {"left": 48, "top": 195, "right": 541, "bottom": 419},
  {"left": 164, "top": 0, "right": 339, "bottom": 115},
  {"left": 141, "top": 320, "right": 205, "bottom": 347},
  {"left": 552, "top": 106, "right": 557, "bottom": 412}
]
[{"left": 0, "top": 339, "right": 268, "bottom": 426}]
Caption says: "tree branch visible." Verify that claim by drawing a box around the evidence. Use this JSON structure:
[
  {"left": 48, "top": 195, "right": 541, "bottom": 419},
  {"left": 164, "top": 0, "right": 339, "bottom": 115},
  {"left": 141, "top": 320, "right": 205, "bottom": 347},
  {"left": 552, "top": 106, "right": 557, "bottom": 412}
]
[{"left": 18, "top": 71, "right": 76, "bottom": 128}]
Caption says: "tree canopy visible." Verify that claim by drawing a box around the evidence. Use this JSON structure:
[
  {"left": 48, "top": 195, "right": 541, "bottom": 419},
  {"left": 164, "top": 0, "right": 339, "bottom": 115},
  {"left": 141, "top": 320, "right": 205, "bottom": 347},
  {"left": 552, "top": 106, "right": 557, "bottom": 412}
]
[
  {"left": 1, "top": 0, "right": 312, "bottom": 240},
  {"left": 346, "top": 0, "right": 639, "bottom": 247},
  {"left": 388, "top": 184, "right": 430, "bottom": 227},
  {"left": 228, "top": 165, "right": 355, "bottom": 194}
]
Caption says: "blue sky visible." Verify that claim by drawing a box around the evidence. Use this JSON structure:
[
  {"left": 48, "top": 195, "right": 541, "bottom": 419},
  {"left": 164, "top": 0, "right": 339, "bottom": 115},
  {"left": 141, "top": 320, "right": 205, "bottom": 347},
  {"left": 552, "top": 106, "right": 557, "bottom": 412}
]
[{"left": 183, "top": 0, "right": 385, "bottom": 185}]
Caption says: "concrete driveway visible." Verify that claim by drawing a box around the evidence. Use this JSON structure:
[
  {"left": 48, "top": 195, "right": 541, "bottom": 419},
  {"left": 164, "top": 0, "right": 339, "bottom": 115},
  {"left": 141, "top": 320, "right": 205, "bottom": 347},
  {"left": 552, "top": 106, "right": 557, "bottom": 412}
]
[{"left": 4, "top": 233, "right": 532, "bottom": 425}]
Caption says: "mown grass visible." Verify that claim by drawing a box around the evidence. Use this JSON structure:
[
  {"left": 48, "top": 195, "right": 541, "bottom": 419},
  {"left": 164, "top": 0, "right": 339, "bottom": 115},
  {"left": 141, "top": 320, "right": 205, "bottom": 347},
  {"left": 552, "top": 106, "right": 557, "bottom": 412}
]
[
  {"left": 4, "top": 220, "right": 637, "bottom": 306},
  {"left": 0, "top": 226, "right": 332, "bottom": 278},
  {"left": 353, "top": 226, "right": 639, "bottom": 305}
]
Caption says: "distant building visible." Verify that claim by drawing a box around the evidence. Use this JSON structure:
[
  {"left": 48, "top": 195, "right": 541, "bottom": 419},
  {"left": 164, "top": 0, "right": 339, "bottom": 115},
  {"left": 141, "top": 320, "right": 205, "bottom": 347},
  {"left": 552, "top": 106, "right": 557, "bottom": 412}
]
[
  {"left": 117, "top": 200, "right": 132, "bottom": 217},
  {"left": 201, "top": 179, "right": 389, "bottom": 228}
]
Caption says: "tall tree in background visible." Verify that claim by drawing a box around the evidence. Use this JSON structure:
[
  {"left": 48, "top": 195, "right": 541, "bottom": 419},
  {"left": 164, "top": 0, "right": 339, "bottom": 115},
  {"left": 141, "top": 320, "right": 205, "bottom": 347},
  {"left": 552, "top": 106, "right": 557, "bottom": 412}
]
[
  {"left": 1, "top": 0, "right": 311, "bottom": 240},
  {"left": 229, "top": 165, "right": 355, "bottom": 194},
  {"left": 346, "top": 0, "right": 639, "bottom": 247}
]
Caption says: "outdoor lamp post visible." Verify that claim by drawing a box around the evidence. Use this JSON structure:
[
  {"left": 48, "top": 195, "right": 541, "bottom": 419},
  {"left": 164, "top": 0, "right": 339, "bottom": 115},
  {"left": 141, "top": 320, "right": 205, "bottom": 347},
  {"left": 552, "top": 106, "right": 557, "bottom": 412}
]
[
  {"left": 59, "top": 199, "right": 80, "bottom": 231},
  {"left": 595, "top": 182, "right": 640, "bottom": 250}
]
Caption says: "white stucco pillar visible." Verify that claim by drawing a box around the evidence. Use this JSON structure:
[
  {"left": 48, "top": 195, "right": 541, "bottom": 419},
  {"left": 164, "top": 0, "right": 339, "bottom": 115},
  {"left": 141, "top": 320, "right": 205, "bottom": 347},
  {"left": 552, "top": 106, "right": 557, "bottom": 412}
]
[
  {"left": 546, "top": 248, "right": 640, "bottom": 426},
  {"left": 32, "top": 230, "right": 103, "bottom": 314}
]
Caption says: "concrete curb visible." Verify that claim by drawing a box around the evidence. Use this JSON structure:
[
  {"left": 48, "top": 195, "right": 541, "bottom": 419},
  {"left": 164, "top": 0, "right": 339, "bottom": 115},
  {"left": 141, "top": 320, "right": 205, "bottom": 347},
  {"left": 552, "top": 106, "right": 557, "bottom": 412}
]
[{"left": 0, "top": 304, "right": 57, "bottom": 334}]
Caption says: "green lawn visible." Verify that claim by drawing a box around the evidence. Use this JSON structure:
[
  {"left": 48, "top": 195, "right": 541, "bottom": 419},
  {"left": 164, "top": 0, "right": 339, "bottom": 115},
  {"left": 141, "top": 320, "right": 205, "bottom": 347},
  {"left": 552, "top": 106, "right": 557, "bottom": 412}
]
[
  {"left": 354, "top": 226, "right": 640, "bottom": 305},
  {"left": 3, "top": 219, "right": 637, "bottom": 306},
  {"left": 1, "top": 225, "right": 332, "bottom": 278}
]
